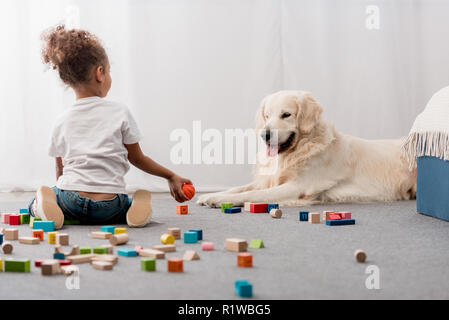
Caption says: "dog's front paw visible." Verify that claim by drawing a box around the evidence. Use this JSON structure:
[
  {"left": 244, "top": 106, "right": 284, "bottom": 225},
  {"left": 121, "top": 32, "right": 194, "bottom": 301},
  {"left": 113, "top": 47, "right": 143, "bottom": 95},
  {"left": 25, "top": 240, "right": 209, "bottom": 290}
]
[
  {"left": 196, "top": 193, "right": 220, "bottom": 208},
  {"left": 197, "top": 193, "right": 242, "bottom": 208}
]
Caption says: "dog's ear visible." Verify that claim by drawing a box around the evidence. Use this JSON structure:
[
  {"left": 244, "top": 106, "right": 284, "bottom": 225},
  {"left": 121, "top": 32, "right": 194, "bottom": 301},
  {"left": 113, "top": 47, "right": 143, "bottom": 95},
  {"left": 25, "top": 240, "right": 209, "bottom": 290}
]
[
  {"left": 255, "top": 96, "right": 268, "bottom": 131},
  {"left": 296, "top": 92, "right": 323, "bottom": 134}
]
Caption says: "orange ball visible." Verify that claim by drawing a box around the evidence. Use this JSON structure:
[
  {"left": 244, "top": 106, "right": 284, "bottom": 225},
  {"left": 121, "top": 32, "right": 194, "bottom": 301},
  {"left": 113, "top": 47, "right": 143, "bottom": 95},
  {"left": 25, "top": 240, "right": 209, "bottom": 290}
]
[{"left": 182, "top": 183, "right": 195, "bottom": 200}]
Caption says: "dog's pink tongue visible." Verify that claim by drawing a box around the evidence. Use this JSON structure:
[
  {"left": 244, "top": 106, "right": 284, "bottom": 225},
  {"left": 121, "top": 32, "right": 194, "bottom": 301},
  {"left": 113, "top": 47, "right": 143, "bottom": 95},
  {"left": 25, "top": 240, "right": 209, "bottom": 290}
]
[{"left": 267, "top": 144, "right": 279, "bottom": 157}]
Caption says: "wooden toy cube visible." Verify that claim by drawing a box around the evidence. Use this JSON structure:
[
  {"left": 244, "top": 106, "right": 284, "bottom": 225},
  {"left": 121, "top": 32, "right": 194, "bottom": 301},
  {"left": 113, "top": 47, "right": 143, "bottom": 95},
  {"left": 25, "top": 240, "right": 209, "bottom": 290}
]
[
  {"left": 225, "top": 238, "right": 248, "bottom": 252},
  {"left": 33, "top": 220, "right": 54, "bottom": 232},
  {"left": 114, "top": 227, "right": 127, "bottom": 234},
  {"left": 160, "top": 233, "right": 175, "bottom": 245},
  {"left": 4, "top": 259, "right": 30, "bottom": 272},
  {"left": 328, "top": 213, "right": 343, "bottom": 220},
  {"left": 19, "top": 237, "right": 40, "bottom": 244},
  {"left": 140, "top": 249, "right": 165, "bottom": 259},
  {"left": 53, "top": 253, "right": 65, "bottom": 260},
  {"left": 4, "top": 228, "right": 18, "bottom": 241},
  {"left": 93, "top": 247, "right": 108, "bottom": 254},
  {"left": 176, "top": 205, "right": 188, "bottom": 215},
  {"left": 32, "top": 229, "right": 44, "bottom": 241},
  {"left": 184, "top": 232, "right": 198, "bottom": 243},
  {"left": 80, "top": 247, "right": 92, "bottom": 254},
  {"left": 299, "top": 211, "right": 309, "bottom": 221},
  {"left": 235, "top": 280, "right": 252, "bottom": 298},
  {"left": 309, "top": 212, "right": 321, "bottom": 224},
  {"left": 224, "top": 207, "right": 241, "bottom": 214},
  {"left": 19, "top": 213, "right": 30, "bottom": 225},
  {"left": 188, "top": 229, "right": 203, "bottom": 241},
  {"left": 117, "top": 248, "right": 138, "bottom": 257},
  {"left": 326, "top": 219, "right": 355, "bottom": 226},
  {"left": 91, "top": 231, "right": 112, "bottom": 239},
  {"left": 167, "top": 258, "right": 183, "bottom": 272},
  {"left": 48, "top": 231, "right": 59, "bottom": 244},
  {"left": 56, "top": 233, "right": 69, "bottom": 246},
  {"left": 101, "top": 226, "right": 115, "bottom": 233},
  {"left": 237, "top": 253, "right": 253, "bottom": 267},
  {"left": 91, "top": 260, "right": 114, "bottom": 270},
  {"left": 167, "top": 227, "right": 181, "bottom": 239},
  {"left": 221, "top": 203, "right": 233, "bottom": 213},
  {"left": 244, "top": 202, "right": 251, "bottom": 212},
  {"left": 1, "top": 213, "right": 11, "bottom": 224},
  {"left": 141, "top": 258, "right": 156, "bottom": 271},
  {"left": 250, "top": 203, "right": 268, "bottom": 213},
  {"left": 339, "top": 211, "right": 352, "bottom": 219},
  {"left": 41, "top": 259, "right": 60, "bottom": 275},
  {"left": 201, "top": 242, "right": 214, "bottom": 251},
  {"left": 249, "top": 239, "right": 264, "bottom": 249},
  {"left": 9, "top": 214, "right": 20, "bottom": 225}
]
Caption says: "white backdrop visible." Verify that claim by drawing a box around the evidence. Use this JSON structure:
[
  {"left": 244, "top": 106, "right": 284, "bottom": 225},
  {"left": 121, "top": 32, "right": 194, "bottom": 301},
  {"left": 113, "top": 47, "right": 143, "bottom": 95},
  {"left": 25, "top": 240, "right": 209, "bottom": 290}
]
[{"left": 1, "top": 0, "right": 449, "bottom": 192}]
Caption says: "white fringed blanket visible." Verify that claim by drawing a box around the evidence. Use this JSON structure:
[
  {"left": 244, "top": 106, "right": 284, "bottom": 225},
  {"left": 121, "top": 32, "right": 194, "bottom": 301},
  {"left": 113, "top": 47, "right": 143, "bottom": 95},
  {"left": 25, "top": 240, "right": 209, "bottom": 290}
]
[{"left": 403, "top": 85, "right": 449, "bottom": 169}]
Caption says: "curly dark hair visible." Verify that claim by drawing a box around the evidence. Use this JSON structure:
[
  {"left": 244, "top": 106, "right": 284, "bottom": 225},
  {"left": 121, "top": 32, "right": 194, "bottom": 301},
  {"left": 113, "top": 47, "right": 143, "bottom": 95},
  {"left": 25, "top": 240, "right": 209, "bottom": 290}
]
[{"left": 41, "top": 25, "right": 108, "bottom": 86}]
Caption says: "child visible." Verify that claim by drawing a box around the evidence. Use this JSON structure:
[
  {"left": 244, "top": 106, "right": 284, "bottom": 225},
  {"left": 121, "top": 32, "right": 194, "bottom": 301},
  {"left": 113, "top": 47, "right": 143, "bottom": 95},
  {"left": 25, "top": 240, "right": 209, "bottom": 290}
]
[{"left": 29, "top": 25, "right": 192, "bottom": 229}]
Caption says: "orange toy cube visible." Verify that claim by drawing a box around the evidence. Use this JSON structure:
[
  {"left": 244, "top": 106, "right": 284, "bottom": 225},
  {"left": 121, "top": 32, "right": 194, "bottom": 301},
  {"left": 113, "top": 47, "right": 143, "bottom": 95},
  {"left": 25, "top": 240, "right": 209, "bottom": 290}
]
[
  {"left": 32, "top": 229, "right": 44, "bottom": 241},
  {"left": 167, "top": 258, "right": 183, "bottom": 272},
  {"left": 176, "top": 205, "right": 188, "bottom": 215},
  {"left": 237, "top": 253, "right": 253, "bottom": 267},
  {"left": 181, "top": 183, "right": 195, "bottom": 200}
]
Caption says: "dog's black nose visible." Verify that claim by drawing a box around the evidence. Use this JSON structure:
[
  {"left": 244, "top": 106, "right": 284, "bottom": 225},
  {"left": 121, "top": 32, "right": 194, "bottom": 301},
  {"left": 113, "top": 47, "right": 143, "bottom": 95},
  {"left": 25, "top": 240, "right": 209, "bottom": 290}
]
[{"left": 262, "top": 130, "right": 271, "bottom": 142}]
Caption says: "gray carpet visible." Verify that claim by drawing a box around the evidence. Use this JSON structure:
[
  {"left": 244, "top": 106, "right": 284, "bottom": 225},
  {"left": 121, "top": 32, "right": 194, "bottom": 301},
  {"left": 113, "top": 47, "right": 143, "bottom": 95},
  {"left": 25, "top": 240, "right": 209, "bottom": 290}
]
[{"left": 1, "top": 193, "right": 449, "bottom": 300}]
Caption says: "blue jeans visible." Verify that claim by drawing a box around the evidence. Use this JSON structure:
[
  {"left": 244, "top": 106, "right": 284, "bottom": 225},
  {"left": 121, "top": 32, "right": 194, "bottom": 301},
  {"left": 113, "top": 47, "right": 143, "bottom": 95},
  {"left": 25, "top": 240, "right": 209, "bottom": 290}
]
[{"left": 28, "top": 186, "right": 132, "bottom": 225}]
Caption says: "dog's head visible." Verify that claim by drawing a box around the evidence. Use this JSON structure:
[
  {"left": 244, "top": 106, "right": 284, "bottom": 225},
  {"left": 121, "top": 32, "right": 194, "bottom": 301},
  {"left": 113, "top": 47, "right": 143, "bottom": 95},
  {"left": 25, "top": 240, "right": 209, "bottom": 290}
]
[{"left": 255, "top": 90, "right": 323, "bottom": 156}]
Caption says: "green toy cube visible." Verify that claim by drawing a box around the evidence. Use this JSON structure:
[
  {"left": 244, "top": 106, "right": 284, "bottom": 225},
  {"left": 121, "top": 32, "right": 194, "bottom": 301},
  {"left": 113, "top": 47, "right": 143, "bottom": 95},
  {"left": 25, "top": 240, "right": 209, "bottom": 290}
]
[
  {"left": 93, "top": 247, "right": 108, "bottom": 254},
  {"left": 5, "top": 259, "right": 31, "bottom": 272},
  {"left": 20, "top": 213, "right": 30, "bottom": 225},
  {"left": 249, "top": 239, "right": 264, "bottom": 249},
  {"left": 29, "top": 216, "right": 41, "bottom": 228},
  {"left": 221, "top": 203, "right": 233, "bottom": 213},
  {"left": 141, "top": 258, "right": 156, "bottom": 271},
  {"left": 80, "top": 247, "right": 92, "bottom": 254}
]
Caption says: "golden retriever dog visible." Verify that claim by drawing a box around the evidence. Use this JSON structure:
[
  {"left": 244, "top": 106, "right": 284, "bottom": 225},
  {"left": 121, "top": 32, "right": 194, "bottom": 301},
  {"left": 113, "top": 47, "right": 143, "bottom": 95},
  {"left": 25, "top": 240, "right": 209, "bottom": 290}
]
[{"left": 197, "top": 90, "right": 416, "bottom": 207}]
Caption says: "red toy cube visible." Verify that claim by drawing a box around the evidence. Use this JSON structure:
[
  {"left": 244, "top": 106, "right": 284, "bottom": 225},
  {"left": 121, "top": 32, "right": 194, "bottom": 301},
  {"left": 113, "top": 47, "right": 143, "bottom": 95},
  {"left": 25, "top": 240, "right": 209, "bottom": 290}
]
[
  {"left": 328, "top": 213, "right": 343, "bottom": 220},
  {"left": 167, "top": 258, "right": 183, "bottom": 272},
  {"left": 176, "top": 205, "right": 188, "bottom": 215},
  {"left": 32, "top": 229, "right": 44, "bottom": 241},
  {"left": 339, "top": 211, "right": 351, "bottom": 219},
  {"left": 9, "top": 214, "right": 20, "bottom": 225},
  {"left": 250, "top": 203, "right": 268, "bottom": 213},
  {"left": 237, "top": 253, "right": 253, "bottom": 267}
]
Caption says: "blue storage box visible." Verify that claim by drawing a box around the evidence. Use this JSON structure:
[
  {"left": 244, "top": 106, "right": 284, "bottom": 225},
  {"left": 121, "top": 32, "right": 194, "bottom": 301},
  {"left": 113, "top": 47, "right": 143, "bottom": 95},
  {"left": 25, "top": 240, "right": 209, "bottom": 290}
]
[{"left": 417, "top": 156, "right": 449, "bottom": 221}]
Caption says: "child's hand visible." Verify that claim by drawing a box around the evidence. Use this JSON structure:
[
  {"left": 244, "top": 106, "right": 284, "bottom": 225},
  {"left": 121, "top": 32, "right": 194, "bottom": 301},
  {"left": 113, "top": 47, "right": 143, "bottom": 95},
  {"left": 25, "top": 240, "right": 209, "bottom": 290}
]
[{"left": 168, "top": 174, "right": 193, "bottom": 203}]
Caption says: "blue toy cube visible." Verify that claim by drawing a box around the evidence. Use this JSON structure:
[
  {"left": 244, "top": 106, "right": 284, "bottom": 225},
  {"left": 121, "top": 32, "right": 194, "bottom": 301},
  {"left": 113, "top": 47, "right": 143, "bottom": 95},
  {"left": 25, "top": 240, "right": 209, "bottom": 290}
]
[
  {"left": 224, "top": 207, "right": 241, "bottom": 214},
  {"left": 117, "top": 248, "right": 138, "bottom": 257},
  {"left": 417, "top": 156, "right": 449, "bottom": 221},
  {"left": 188, "top": 229, "right": 203, "bottom": 241},
  {"left": 0, "top": 233, "right": 3, "bottom": 245},
  {"left": 53, "top": 253, "right": 65, "bottom": 260},
  {"left": 326, "top": 219, "right": 355, "bottom": 226},
  {"left": 32, "top": 220, "right": 55, "bottom": 232},
  {"left": 299, "top": 211, "right": 309, "bottom": 221},
  {"left": 184, "top": 231, "right": 198, "bottom": 243},
  {"left": 101, "top": 226, "right": 116, "bottom": 233},
  {"left": 19, "top": 208, "right": 29, "bottom": 214},
  {"left": 235, "top": 280, "right": 253, "bottom": 298},
  {"left": 267, "top": 204, "right": 279, "bottom": 212}
]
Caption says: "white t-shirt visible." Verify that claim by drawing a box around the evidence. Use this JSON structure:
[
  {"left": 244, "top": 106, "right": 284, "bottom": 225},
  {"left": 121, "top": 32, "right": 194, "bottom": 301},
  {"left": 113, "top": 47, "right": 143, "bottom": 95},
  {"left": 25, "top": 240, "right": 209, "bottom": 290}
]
[{"left": 49, "top": 96, "right": 142, "bottom": 194}]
